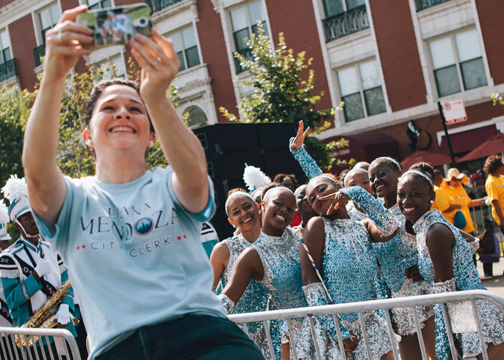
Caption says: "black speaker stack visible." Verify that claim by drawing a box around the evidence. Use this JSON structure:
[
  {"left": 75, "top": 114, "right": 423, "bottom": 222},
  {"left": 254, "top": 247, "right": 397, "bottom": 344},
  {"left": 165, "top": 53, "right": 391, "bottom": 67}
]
[{"left": 193, "top": 122, "right": 305, "bottom": 240}]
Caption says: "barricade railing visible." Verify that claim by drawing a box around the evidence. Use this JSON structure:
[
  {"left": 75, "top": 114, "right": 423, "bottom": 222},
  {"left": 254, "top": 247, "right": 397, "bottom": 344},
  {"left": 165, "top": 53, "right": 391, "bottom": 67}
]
[
  {"left": 228, "top": 290, "right": 504, "bottom": 360},
  {"left": 0, "top": 327, "right": 80, "bottom": 360},
  {"left": 469, "top": 203, "right": 504, "bottom": 256}
]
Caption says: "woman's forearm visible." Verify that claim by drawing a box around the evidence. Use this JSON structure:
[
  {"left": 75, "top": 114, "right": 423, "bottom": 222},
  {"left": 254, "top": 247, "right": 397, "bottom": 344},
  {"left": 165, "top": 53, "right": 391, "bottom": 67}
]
[{"left": 146, "top": 97, "right": 208, "bottom": 212}]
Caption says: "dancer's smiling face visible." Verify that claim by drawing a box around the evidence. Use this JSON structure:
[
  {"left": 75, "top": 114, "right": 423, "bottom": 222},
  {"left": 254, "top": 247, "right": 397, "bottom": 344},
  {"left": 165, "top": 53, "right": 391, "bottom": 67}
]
[
  {"left": 261, "top": 188, "right": 296, "bottom": 236},
  {"left": 369, "top": 162, "right": 401, "bottom": 200},
  {"left": 227, "top": 195, "right": 260, "bottom": 232},
  {"left": 345, "top": 169, "right": 373, "bottom": 195},
  {"left": 306, "top": 176, "right": 342, "bottom": 217},
  {"left": 397, "top": 174, "right": 435, "bottom": 223}
]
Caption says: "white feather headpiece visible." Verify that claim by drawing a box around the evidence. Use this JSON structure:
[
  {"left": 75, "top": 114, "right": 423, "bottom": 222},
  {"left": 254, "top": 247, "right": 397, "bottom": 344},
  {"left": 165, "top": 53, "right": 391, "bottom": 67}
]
[
  {"left": 0, "top": 202, "right": 9, "bottom": 226},
  {"left": 2, "top": 175, "right": 31, "bottom": 222},
  {"left": 243, "top": 164, "right": 271, "bottom": 192},
  {"left": 2, "top": 175, "right": 28, "bottom": 203}
]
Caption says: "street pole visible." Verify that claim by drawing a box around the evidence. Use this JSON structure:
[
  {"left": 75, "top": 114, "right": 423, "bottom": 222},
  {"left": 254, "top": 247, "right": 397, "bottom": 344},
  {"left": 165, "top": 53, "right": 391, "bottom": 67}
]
[{"left": 438, "top": 101, "right": 456, "bottom": 166}]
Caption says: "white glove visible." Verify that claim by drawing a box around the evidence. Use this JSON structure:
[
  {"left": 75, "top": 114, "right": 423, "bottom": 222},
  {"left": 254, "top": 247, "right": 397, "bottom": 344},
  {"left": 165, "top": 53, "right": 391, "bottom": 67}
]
[
  {"left": 55, "top": 303, "right": 70, "bottom": 326},
  {"left": 34, "top": 259, "right": 52, "bottom": 277}
]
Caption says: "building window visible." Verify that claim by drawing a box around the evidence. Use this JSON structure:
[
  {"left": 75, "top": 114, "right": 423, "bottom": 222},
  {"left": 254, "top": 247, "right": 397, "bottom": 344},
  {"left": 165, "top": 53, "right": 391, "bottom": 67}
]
[
  {"left": 322, "top": 0, "right": 368, "bottom": 42},
  {"left": 0, "top": 30, "right": 12, "bottom": 64},
  {"left": 337, "top": 59, "right": 386, "bottom": 122},
  {"left": 39, "top": 4, "right": 60, "bottom": 41},
  {"left": 170, "top": 26, "right": 200, "bottom": 72},
  {"left": 87, "top": 0, "right": 113, "bottom": 10},
  {"left": 229, "top": 0, "right": 267, "bottom": 73},
  {"left": 95, "top": 54, "right": 126, "bottom": 79},
  {"left": 323, "top": 0, "right": 365, "bottom": 17},
  {"left": 429, "top": 28, "right": 487, "bottom": 98},
  {"left": 185, "top": 106, "right": 208, "bottom": 128}
]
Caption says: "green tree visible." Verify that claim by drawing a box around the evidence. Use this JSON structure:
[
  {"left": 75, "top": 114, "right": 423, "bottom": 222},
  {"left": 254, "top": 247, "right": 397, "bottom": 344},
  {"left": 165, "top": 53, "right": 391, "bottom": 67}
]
[
  {"left": 0, "top": 87, "right": 35, "bottom": 187},
  {"left": 220, "top": 24, "right": 345, "bottom": 171},
  {"left": 491, "top": 93, "right": 504, "bottom": 106}
]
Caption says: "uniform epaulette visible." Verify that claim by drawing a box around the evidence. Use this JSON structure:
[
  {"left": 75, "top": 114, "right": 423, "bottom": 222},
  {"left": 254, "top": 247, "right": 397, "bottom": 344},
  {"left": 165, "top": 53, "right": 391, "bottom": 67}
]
[{"left": 0, "top": 252, "right": 20, "bottom": 278}]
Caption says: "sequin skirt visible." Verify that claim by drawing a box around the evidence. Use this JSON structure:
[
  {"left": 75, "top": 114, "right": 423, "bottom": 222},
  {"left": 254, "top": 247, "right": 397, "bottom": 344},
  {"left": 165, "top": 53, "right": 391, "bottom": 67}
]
[
  {"left": 342, "top": 311, "right": 401, "bottom": 360},
  {"left": 455, "top": 299, "right": 504, "bottom": 358},
  {"left": 390, "top": 279, "right": 434, "bottom": 336}
]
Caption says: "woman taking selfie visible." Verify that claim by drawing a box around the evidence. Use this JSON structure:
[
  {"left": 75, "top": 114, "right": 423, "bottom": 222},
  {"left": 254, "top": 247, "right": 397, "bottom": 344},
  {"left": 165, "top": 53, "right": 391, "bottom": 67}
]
[{"left": 22, "top": 5, "right": 264, "bottom": 360}]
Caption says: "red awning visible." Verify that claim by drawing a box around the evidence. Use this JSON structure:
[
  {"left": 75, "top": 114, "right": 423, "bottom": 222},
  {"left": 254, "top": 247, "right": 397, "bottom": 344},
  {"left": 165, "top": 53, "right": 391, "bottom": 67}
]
[{"left": 439, "top": 125, "right": 496, "bottom": 155}]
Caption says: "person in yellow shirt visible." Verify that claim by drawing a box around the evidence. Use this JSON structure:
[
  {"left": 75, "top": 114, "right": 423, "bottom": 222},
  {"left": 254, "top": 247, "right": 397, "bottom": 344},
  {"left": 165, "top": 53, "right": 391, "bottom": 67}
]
[
  {"left": 442, "top": 168, "right": 484, "bottom": 233},
  {"left": 483, "top": 154, "right": 504, "bottom": 277},
  {"left": 432, "top": 170, "right": 458, "bottom": 213},
  {"left": 485, "top": 155, "right": 504, "bottom": 230}
]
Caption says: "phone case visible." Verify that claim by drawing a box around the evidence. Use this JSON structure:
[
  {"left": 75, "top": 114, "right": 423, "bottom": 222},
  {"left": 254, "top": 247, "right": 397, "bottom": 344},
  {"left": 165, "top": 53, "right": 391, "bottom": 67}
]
[{"left": 76, "top": 3, "right": 152, "bottom": 50}]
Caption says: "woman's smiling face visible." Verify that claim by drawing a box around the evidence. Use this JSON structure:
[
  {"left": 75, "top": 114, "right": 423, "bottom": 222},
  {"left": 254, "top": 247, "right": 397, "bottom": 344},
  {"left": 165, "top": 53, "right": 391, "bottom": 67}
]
[
  {"left": 261, "top": 188, "right": 296, "bottom": 236},
  {"left": 85, "top": 85, "right": 154, "bottom": 155},
  {"left": 306, "top": 177, "right": 341, "bottom": 216},
  {"left": 369, "top": 162, "right": 400, "bottom": 199},
  {"left": 227, "top": 195, "right": 260, "bottom": 232},
  {"left": 397, "top": 174, "right": 435, "bottom": 223}
]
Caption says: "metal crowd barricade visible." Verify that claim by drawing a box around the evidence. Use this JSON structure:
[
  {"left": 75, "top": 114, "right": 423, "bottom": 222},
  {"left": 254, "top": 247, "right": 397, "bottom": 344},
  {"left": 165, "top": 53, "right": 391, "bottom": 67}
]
[
  {"left": 0, "top": 327, "right": 80, "bottom": 360},
  {"left": 470, "top": 203, "right": 504, "bottom": 256},
  {"left": 228, "top": 290, "right": 504, "bottom": 360}
]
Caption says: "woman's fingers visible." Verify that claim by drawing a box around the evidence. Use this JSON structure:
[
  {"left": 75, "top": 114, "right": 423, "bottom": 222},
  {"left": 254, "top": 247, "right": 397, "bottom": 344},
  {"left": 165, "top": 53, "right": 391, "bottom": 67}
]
[
  {"left": 319, "top": 193, "right": 337, "bottom": 200},
  {"left": 152, "top": 29, "right": 180, "bottom": 65},
  {"left": 57, "top": 5, "right": 88, "bottom": 25},
  {"left": 303, "top": 125, "right": 310, "bottom": 137}
]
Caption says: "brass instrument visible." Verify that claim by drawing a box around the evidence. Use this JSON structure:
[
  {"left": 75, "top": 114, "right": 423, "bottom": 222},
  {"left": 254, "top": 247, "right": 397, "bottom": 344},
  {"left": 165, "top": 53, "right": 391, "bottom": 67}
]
[{"left": 16, "top": 279, "right": 79, "bottom": 348}]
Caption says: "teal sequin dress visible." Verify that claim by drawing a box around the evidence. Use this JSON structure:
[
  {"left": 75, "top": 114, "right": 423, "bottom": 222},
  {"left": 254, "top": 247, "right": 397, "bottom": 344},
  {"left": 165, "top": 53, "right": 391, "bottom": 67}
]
[{"left": 413, "top": 210, "right": 504, "bottom": 359}]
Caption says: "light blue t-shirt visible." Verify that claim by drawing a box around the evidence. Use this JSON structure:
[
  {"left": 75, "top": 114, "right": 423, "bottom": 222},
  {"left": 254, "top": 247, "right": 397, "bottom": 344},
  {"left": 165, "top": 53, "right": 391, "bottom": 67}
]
[{"left": 32, "top": 167, "right": 226, "bottom": 359}]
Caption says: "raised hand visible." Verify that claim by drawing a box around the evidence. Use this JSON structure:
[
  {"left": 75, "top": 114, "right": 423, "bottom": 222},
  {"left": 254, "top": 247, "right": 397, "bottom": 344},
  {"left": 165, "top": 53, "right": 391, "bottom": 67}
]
[
  {"left": 290, "top": 120, "right": 310, "bottom": 151},
  {"left": 43, "top": 5, "right": 93, "bottom": 81},
  {"left": 130, "top": 30, "right": 181, "bottom": 104},
  {"left": 320, "top": 191, "right": 350, "bottom": 215}
]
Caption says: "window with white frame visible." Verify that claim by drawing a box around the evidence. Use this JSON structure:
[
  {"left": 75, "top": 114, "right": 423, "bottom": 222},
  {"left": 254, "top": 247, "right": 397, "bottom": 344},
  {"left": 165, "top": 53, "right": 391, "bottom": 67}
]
[
  {"left": 337, "top": 59, "right": 386, "bottom": 122},
  {"left": 229, "top": 0, "right": 267, "bottom": 72},
  {"left": 0, "top": 30, "right": 12, "bottom": 64},
  {"left": 185, "top": 106, "right": 208, "bottom": 128},
  {"left": 323, "top": 0, "right": 365, "bottom": 17},
  {"left": 87, "top": 0, "right": 113, "bottom": 10},
  {"left": 170, "top": 26, "right": 200, "bottom": 72},
  {"left": 429, "top": 28, "right": 488, "bottom": 98},
  {"left": 39, "top": 4, "right": 60, "bottom": 42}
]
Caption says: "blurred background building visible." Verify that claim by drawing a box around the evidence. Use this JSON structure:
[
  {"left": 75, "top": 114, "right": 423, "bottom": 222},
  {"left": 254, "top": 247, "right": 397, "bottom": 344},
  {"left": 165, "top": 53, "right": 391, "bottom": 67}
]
[{"left": 0, "top": 0, "right": 503, "bottom": 171}]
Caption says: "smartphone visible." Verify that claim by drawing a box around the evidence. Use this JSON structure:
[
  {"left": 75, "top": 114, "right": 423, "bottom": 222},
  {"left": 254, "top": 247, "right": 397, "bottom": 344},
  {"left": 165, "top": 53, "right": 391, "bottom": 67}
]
[{"left": 76, "top": 3, "right": 152, "bottom": 49}]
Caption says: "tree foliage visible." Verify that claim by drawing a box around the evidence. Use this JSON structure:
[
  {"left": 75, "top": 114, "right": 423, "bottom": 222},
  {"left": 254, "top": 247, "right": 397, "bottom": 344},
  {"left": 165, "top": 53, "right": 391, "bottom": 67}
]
[
  {"left": 220, "top": 24, "right": 344, "bottom": 171},
  {"left": 491, "top": 93, "right": 504, "bottom": 106}
]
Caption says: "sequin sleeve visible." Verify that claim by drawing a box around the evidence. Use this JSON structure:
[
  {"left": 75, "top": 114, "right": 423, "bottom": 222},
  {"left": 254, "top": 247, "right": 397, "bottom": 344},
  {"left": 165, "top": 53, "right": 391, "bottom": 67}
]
[
  {"left": 430, "top": 278, "right": 456, "bottom": 360},
  {"left": 218, "top": 294, "right": 236, "bottom": 314},
  {"left": 340, "top": 186, "right": 398, "bottom": 237},
  {"left": 302, "top": 282, "right": 351, "bottom": 340},
  {"left": 289, "top": 137, "right": 322, "bottom": 180}
]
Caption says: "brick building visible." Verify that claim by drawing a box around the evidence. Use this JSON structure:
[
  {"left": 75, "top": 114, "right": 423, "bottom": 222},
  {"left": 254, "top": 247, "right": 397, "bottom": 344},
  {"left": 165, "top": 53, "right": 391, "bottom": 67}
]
[{"left": 0, "top": 0, "right": 503, "bottom": 167}]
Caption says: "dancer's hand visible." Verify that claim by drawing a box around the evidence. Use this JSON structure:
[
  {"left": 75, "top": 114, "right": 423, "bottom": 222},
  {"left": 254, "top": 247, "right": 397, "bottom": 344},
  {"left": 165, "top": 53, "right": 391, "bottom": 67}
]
[
  {"left": 342, "top": 332, "right": 359, "bottom": 355},
  {"left": 43, "top": 5, "right": 93, "bottom": 81},
  {"left": 405, "top": 265, "right": 424, "bottom": 282},
  {"left": 290, "top": 120, "right": 310, "bottom": 151},
  {"left": 130, "top": 30, "right": 180, "bottom": 104},
  {"left": 320, "top": 192, "right": 349, "bottom": 215}
]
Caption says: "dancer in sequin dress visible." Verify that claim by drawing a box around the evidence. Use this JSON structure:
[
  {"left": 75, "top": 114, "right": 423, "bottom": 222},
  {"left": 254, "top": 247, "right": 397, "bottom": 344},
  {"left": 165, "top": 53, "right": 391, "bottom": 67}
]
[
  {"left": 219, "top": 185, "right": 343, "bottom": 359},
  {"left": 367, "top": 157, "right": 437, "bottom": 359},
  {"left": 210, "top": 189, "right": 273, "bottom": 358},
  {"left": 303, "top": 175, "right": 400, "bottom": 360},
  {"left": 398, "top": 163, "right": 504, "bottom": 360}
]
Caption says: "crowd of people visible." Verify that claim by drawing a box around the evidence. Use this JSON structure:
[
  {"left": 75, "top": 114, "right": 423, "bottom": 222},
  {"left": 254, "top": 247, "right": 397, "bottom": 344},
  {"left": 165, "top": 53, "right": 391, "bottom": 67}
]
[{"left": 0, "top": 4, "right": 504, "bottom": 360}]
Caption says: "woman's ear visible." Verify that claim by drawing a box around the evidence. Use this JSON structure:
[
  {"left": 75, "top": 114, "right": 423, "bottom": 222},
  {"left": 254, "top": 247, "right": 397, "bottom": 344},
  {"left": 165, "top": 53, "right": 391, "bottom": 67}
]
[
  {"left": 149, "top": 132, "right": 156, "bottom": 147},
  {"left": 82, "top": 127, "right": 93, "bottom": 147},
  {"left": 227, "top": 218, "right": 236, "bottom": 228}
]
